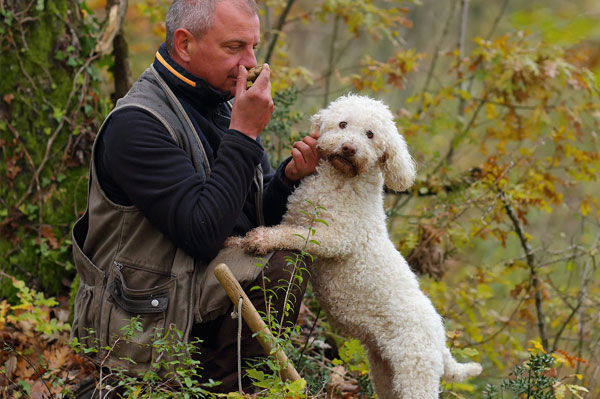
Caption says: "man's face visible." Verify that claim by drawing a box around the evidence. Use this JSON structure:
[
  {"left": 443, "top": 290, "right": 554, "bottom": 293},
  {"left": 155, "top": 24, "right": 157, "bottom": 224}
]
[{"left": 187, "top": 1, "right": 260, "bottom": 94}]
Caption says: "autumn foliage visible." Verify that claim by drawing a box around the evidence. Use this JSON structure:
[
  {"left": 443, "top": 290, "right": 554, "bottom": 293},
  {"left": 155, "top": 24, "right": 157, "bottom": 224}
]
[{"left": 1, "top": 0, "right": 600, "bottom": 398}]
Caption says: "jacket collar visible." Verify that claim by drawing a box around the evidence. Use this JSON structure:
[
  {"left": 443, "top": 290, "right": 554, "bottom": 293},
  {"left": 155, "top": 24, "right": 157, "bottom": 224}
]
[{"left": 153, "top": 43, "right": 232, "bottom": 108}]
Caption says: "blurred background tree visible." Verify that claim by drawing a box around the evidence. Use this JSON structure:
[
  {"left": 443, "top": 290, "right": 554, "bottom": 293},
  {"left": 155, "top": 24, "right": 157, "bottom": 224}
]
[{"left": 1, "top": 0, "right": 599, "bottom": 396}]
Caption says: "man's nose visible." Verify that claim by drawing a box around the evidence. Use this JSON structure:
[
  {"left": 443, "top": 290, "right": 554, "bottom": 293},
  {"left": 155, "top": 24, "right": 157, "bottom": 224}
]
[{"left": 241, "top": 47, "right": 257, "bottom": 69}]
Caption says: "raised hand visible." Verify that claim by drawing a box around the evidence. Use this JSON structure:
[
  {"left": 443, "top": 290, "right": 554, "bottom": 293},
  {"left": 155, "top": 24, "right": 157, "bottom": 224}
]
[{"left": 229, "top": 64, "right": 274, "bottom": 140}]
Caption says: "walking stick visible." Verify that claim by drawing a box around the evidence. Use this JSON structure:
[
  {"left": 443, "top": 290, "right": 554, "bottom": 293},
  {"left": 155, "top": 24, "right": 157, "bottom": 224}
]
[{"left": 214, "top": 263, "right": 302, "bottom": 382}]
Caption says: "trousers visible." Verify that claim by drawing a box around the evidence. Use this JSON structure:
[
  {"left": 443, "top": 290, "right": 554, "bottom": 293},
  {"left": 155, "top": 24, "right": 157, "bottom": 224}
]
[{"left": 192, "top": 250, "right": 310, "bottom": 393}]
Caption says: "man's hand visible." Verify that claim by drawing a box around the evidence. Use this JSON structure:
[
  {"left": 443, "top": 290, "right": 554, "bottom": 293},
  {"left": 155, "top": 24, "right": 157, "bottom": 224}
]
[
  {"left": 285, "top": 130, "right": 321, "bottom": 183},
  {"left": 229, "top": 64, "right": 274, "bottom": 140}
]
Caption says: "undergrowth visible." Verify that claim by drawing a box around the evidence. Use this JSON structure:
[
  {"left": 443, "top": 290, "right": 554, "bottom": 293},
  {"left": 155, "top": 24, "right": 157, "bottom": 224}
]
[{"left": 0, "top": 202, "right": 588, "bottom": 398}]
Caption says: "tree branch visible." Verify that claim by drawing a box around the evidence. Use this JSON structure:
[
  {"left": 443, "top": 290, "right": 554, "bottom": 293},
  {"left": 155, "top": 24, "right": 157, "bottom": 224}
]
[
  {"left": 264, "top": 0, "right": 298, "bottom": 64},
  {"left": 500, "top": 189, "right": 549, "bottom": 350},
  {"left": 417, "top": 0, "right": 458, "bottom": 114},
  {"left": 323, "top": 14, "right": 340, "bottom": 108}
]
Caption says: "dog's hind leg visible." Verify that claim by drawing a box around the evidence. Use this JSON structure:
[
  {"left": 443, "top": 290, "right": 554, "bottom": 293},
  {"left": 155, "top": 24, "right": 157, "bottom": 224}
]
[
  {"left": 366, "top": 343, "right": 395, "bottom": 399},
  {"left": 383, "top": 338, "right": 443, "bottom": 399}
]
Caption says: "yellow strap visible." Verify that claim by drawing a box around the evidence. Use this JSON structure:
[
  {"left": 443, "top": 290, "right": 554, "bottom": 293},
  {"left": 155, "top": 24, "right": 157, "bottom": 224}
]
[{"left": 155, "top": 51, "right": 196, "bottom": 88}]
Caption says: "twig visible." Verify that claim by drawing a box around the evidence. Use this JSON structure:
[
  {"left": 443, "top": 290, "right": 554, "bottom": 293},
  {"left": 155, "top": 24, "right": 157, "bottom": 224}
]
[
  {"left": 1, "top": 341, "right": 56, "bottom": 399},
  {"left": 466, "top": 0, "right": 510, "bottom": 93},
  {"left": 551, "top": 255, "right": 592, "bottom": 352},
  {"left": 298, "top": 307, "right": 321, "bottom": 370},
  {"left": 459, "top": 95, "right": 558, "bottom": 110},
  {"left": 431, "top": 95, "right": 486, "bottom": 175},
  {"left": 386, "top": 192, "right": 412, "bottom": 233},
  {"left": 277, "top": 252, "right": 302, "bottom": 338},
  {"left": 323, "top": 14, "right": 340, "bottom": 108},
  {"left": 264, "top": 0, "right": 298, "bottom": 64},
  {"left": 500, "top": 189, "right": 549, "bottom": 350},
  {"left": 5, "top": 121, "right": 37, "bottom": 179},
  {"left": 15, "top": 51, "right": 100, "bottom": 208},
  {"left": 457, "top": 0, "right": 469, "bottom": 97},
  {"left": 417, "top": 0, "right": 458, "bottom": 114},
  {"left": 468, "top": 296, "right": 526, "bottom": 346}
]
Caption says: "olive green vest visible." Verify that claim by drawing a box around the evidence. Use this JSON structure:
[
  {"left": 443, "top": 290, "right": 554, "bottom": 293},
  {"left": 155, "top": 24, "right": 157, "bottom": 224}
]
[{"left": 71, "top": 65, "right": 263, "bottom": 375}]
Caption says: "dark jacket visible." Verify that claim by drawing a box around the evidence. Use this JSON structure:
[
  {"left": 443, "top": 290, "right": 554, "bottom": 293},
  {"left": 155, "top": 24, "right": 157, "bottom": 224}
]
[{"left": 96, "top": 43, "right": 293, "bottom": 262}]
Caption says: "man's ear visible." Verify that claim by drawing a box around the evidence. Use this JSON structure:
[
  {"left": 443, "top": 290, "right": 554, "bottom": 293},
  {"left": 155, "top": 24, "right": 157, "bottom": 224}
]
[{"left": 172, "top": 28, "right": 195, "bottom": 63}]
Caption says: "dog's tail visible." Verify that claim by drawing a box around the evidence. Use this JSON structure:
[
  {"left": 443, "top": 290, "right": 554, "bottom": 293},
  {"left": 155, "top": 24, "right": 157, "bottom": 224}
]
[{"left": 442, "top": 347, "right": 482, "bottom": 382}]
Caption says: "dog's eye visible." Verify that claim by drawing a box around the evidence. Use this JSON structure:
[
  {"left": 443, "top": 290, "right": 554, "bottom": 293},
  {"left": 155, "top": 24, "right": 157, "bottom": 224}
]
[
  {"left": 339, "top": 121, "right": 347, "bottom": 129},
  {"left": 366, "top": 130, "right": 374, "bottom": 139}
]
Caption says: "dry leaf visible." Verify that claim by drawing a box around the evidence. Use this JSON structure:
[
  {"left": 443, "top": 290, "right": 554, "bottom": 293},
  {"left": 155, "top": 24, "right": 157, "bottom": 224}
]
[
  {"left": 3, "top": 93, "right": 14, "bottom": 104},
  {"left": 3, "top": 356, "right": 17, "bottom": 378},
  {"left": 40, "top": 225, "right": 59, "bottom": 250}
]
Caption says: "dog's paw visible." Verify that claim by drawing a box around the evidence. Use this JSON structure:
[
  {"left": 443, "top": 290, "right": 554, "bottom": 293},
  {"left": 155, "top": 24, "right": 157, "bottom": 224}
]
[
  {"left": 224, "top": 236, "right": 243, "bottom": 248},
  {"left": 240, "top": 226, "right": 276, "bottom": 256}
]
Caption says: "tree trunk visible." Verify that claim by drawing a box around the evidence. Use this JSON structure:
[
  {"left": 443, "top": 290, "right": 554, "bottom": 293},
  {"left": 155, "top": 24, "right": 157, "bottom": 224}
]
[{"left": 0, "top": 0, "right": 101, "bottom": 297}]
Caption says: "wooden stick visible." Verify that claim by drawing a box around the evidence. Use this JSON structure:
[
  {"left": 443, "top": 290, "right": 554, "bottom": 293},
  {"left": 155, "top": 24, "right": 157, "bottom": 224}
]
[{"left": 214, "top": 263, "right": 302, "bottom": 382}]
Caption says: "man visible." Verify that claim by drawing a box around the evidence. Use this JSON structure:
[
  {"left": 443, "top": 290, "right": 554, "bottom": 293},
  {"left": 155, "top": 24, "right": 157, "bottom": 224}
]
[{"left": 71, "top": 0, "right": 319, "bottom": 393}]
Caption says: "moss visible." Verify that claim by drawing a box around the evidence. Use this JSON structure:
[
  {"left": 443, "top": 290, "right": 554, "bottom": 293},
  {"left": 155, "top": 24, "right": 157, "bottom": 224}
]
[{"left": 0, "top": 0, "right": 102, "bottom": 297}]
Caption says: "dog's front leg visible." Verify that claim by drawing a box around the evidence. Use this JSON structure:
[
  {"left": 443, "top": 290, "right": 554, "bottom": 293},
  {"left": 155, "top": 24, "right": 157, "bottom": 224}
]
[{"left": 237, "top": 225, "right": 313, "bottom": 256}]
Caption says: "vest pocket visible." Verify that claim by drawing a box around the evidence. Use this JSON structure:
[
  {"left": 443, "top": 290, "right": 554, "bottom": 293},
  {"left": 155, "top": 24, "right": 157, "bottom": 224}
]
[
  {"left": 72, "top": 282, "right": 98, "bottom": 350},
  {"left": 71, "top": 213, "right": 105, "bottom": 356},
  {"left": 100, "top": 260, "right": 176, "bottom": 371}
]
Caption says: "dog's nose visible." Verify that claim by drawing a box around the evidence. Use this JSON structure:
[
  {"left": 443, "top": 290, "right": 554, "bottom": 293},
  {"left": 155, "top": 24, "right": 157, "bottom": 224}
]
[{"left": 341, "top": 142, "right": 357, "bottom": 156}]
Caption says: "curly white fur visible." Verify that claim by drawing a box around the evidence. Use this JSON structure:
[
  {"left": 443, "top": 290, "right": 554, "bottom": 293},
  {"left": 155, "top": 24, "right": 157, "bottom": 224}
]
[{"left": 231, "top": 94, "right": 482, "bottom": 398}]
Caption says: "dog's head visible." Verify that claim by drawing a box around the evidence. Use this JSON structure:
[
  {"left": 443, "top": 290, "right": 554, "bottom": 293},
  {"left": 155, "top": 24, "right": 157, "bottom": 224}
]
[{"left": 311, "top": 94, "right": 416, "bottom": 191}]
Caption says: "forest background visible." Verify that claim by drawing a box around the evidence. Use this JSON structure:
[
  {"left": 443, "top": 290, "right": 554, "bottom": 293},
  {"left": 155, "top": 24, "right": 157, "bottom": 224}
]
[{"left": 1, "top": 0, "right": 600, "bottom": 397}]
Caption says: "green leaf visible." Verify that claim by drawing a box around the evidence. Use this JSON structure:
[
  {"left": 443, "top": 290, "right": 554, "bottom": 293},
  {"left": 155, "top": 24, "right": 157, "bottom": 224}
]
[
  {"left": 287, "top": 378, "right": 307, "bottom": 393},
  {"left": 52, "top": 107, "right": 65, "bottom": 123},
  {"left": 245, "top": 368, "right": 267, "bottom": 380}
]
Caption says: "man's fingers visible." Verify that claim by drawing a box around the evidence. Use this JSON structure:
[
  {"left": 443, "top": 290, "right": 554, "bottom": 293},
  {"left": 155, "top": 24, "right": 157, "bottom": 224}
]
[
  {"left": 235, "top": 65, "right": 248, "bottom": 98},
  {"left": 286, "top": 135, "right": 321, "bottom": 182},
  {"left": 251, "top": 63, "right": 271, "bottom": 90},
  {"left": 293, "top": 141, "right": 314, "bottom": 165},
  {"left": 290, "top": 147, "right": 306, "bottom": 169},
  {"left": 298, "top": 136, "right": 320, "bottom": 161}
]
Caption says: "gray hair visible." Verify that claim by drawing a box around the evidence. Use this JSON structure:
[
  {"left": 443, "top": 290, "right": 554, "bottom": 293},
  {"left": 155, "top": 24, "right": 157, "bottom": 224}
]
[{"left": 165, "top": 0, "right": 258, "bottom": 55}]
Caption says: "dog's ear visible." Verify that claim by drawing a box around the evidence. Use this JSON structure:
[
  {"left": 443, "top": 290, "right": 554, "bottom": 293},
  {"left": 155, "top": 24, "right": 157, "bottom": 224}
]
[
  {"left": 310, "top": 110, "right": 324, "bottom": 136},
  {"left": 380, "top": 130, "right": 416, "bottom": 192}
]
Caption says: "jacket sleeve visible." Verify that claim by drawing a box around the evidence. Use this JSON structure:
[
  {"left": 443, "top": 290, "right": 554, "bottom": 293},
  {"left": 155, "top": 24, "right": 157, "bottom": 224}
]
[
  {"left": 99, "top": 107, "right": 264, "bottom": 262},
  {"left": 261, "top": 155, "right": 296, "bottom": 226}
]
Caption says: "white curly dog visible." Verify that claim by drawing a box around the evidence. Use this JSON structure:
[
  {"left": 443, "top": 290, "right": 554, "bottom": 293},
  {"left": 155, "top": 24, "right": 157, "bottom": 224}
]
[{"left": 232, "top": 94, "right": 482, "bottom": 398}]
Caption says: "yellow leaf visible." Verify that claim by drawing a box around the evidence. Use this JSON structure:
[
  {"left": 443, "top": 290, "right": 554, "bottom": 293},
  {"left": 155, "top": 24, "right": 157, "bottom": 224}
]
[
  {"left": 0, "top": 300, "right": 9, "bottom": 328},
  {"left": 580, "top": 200, "right": 591, "bottom": 216},
  {"left": 528, "top": 339, "right": 546, "bottom": 354},
  {"left": 485, "top": 103, "right": 499, "bottom": 119},
  {"left": 12, "top": 303, "right": 33, "bottom": 311}
]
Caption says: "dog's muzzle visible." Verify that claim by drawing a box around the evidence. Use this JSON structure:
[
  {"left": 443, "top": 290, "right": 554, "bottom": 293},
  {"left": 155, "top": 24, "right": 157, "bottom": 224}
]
[{"left": 327, "top": 143, "right": 359, "bottom": 177}]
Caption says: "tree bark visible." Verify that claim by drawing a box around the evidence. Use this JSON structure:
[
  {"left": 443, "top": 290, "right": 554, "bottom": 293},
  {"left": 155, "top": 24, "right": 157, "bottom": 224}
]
[{"left": 0, "top": 0, "right": 102, "bottom": 296}]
